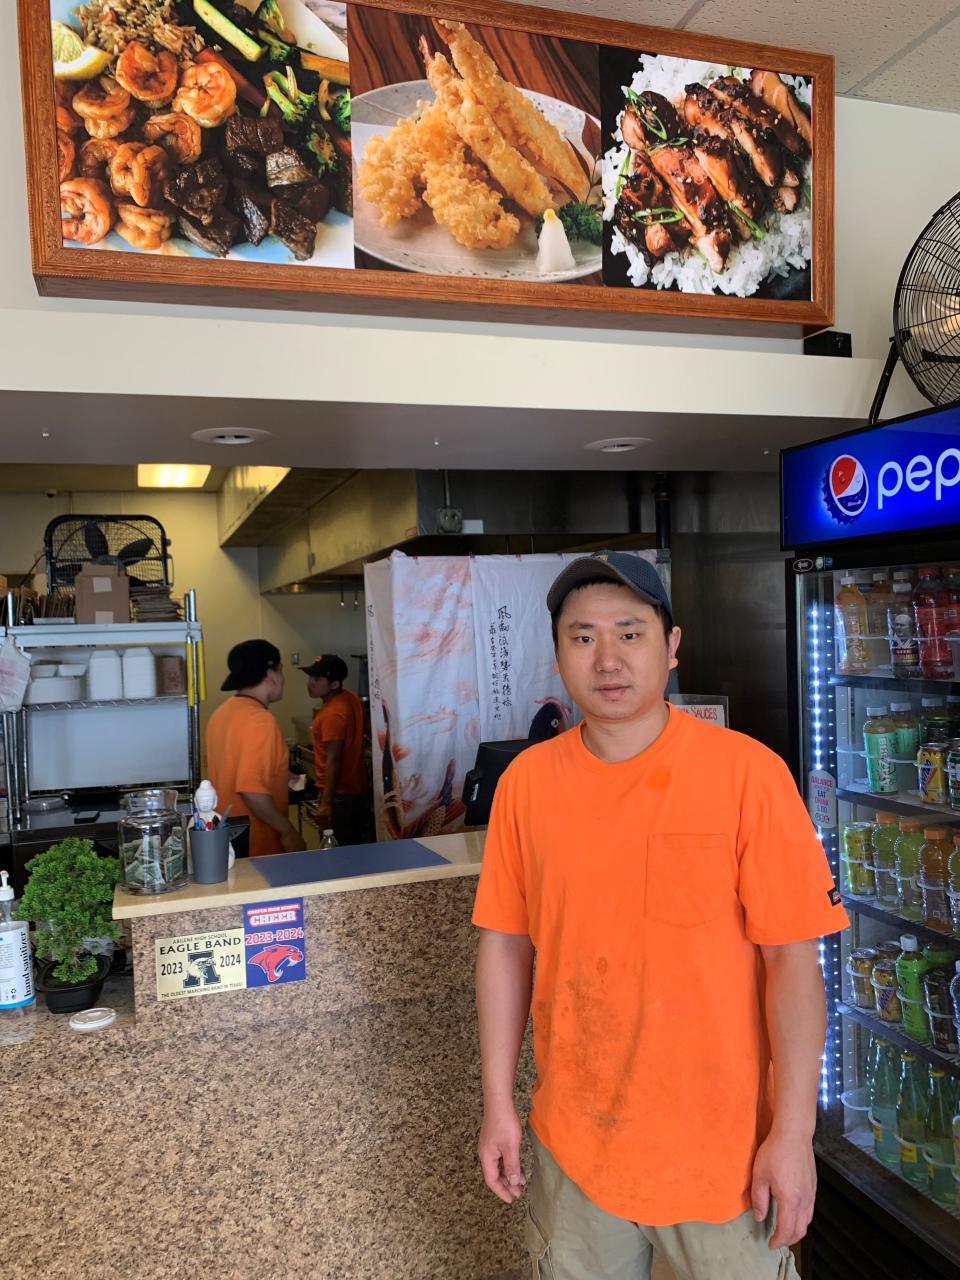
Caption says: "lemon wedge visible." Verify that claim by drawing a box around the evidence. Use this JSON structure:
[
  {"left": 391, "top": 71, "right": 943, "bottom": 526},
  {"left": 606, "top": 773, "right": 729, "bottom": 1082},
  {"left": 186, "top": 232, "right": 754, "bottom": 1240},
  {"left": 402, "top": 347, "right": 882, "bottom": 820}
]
[{"left": 52, "top": 22, "right": 112, "bottom": 80}]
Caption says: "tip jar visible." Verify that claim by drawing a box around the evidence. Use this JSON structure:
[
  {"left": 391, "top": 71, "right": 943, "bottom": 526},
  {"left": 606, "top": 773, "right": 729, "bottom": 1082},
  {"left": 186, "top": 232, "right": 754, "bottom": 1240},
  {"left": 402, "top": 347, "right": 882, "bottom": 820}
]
[{"left": 119, "top": 788, "right": 188, "bottom": 894}]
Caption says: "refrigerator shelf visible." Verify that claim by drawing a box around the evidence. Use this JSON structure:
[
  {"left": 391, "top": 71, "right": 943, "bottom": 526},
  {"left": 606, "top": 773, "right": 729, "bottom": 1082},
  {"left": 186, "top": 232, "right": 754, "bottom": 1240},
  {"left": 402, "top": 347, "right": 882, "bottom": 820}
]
[
  {"left": 839, "top": 893, "right": 960, "bottom": 948},
  {"left": 837, "top": 1002, "right": 960, "bottom": 1077},
  {"left": 830, "top": 673, "right": 960, "bottom": 694},
  {"left": 843, "top": 1127, "right": 960, "bottom": 1224},
  {"left": 838, "top": 782, "right": 960, "bottom": 820}
]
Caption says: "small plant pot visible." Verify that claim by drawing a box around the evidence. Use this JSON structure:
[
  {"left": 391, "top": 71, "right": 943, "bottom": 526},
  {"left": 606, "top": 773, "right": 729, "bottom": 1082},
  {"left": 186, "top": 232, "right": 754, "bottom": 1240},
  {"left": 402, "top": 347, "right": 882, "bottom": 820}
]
[{"left": 36, "top": 955, "right": 112, "bottom": 1014}]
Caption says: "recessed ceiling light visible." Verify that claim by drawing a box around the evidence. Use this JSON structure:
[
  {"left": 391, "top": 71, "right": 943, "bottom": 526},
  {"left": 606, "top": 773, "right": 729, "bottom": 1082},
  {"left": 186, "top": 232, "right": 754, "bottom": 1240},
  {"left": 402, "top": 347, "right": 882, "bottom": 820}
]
[
  {"left": 191, "top": 428, "right": 271, "bottom": 446},
  {"left": 583, "top": 437, "right": 653, "bottom": 454},
  {"left": 138, "top": 463, "right": 211, "bottom": 489}
]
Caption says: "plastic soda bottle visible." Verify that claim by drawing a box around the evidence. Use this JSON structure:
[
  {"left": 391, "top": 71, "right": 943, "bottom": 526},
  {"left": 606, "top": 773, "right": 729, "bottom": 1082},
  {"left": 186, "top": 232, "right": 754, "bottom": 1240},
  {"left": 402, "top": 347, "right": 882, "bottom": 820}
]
[
  {"left": 890, "top": 702, "right": 920, "bottom": 792},
  {"left": 866, "top": 571, "right": 894, "bottom": 667},
  {"left": 870, "top": 1037, "right": 901, "bottom": 1168},
  {"left": 897, "top": 1051, "right": 929, "bottom": 1187},
  {"left": 871, "top": 812, "right": 900, "bottom": 908},
  {"left": 950, "top": 959, "right": 960, "bottom": 1026},
  {"left": 914, "top": 566, "right": 954, "bottom": 679},
  {"left": 949, "top": 837, "right": 960, "bottom": 938},
  {"left": 895, "top": 819, "right": 924, "bottom": 921},
  {"left": 942, "top": 564, "right": 960, "bottom": 636},
  {"left": 921, "top": 697, "right": 953, "bottom": 745},
  {"left": 896, "top": 935, "right": 931, "bottom": 1042},
  {"left": 924, "top": 1068, "right": 956, "bottom": 1206},
  {"left": 919, "top": 827, "right": 952, "bottom": 933},
  {"left": 864, "top": 706, "right": 898, "bottom": 795},
  {"left": 836, "top": 576, "right": 870, "bottom": 673},
  {"left": 888, "top": 581, "right": 921, "bottom": 675}
]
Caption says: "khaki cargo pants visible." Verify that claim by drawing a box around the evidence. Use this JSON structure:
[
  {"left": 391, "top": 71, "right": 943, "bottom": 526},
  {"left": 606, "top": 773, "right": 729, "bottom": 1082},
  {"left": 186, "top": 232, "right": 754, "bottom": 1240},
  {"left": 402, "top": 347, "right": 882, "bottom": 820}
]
[{"left": 525, "top": 1131, "right": 800, "bottom": 1280}]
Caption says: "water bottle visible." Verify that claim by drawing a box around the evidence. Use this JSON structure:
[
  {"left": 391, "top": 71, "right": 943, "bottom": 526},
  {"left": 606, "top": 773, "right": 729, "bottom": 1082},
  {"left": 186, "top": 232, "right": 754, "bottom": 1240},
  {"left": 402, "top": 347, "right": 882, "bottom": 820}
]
[
  {"left": 319, "top": 829, "right": 339, "bottom": 850},
  {"left": 0, "top": 870, "right": 35, "bottom": 1017}
]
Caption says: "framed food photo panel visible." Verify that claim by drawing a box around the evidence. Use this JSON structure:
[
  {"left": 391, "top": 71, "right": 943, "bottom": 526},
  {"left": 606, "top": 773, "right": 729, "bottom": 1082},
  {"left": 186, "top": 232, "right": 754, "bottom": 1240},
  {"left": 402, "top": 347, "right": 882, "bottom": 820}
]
[{"left": 18, "top": 0, "right": 834, "bottom": 333}]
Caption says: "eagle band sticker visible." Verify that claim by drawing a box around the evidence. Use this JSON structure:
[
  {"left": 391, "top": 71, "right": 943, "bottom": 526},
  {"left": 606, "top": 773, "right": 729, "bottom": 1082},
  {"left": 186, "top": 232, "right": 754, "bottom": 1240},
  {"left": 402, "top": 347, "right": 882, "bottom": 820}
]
[{"left": 155, "top": 928, "right": 246, "bottom": 1001}]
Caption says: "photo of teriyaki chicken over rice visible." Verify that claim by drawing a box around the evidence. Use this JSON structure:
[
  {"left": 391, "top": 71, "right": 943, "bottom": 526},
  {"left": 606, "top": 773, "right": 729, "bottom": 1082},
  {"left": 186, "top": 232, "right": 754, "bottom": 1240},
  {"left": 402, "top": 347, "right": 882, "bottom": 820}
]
[
  {"left": 52, "top": 0, "right": 353, "bottom": 265},
  {"left": 602, "top": 52, "right": 813, "bottom": 297}
]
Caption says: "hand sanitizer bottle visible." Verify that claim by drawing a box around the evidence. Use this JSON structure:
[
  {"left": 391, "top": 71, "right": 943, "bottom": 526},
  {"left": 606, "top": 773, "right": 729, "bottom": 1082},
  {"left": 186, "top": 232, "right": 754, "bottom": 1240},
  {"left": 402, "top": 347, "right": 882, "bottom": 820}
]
[{"left": 0, "top": 870, "right": 35, "bottom": 1017}]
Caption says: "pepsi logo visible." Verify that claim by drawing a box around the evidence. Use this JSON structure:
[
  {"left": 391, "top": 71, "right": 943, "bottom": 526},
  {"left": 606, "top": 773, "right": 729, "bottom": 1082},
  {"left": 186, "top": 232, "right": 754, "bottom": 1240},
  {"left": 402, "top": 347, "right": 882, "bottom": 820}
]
[{"left": 823, "top": 455, "right": 869, "bottom": 524}]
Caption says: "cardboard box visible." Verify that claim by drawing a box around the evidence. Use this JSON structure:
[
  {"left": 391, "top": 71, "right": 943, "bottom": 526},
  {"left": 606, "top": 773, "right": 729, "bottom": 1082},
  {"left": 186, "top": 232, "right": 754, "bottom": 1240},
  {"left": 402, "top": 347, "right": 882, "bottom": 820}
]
[{"left": 74, "top": 563, "right": 130, "bottom": 626}]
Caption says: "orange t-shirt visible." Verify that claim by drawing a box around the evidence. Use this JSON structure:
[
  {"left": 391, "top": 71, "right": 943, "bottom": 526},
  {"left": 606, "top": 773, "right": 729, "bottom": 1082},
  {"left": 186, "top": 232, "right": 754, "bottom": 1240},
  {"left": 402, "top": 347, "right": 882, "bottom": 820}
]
[
  {"left": 473, "top": 703, "right": 848, "bottom": 1227},
  {"left": 312, "top": 689, "right": 366, "bottom": 797},
  {"left": 205, "top": 695, "right": 289, "bottom": 857}
]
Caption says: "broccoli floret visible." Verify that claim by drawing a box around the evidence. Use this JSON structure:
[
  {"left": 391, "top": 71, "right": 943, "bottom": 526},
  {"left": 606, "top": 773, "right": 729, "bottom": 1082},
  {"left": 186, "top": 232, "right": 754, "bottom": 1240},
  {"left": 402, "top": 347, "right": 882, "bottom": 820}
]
[
  {"left": 263, "top": 67, "right": 315, "bottom": 124},
  {"left": 332, "top": 89, "right": 350, "bottom": 133},
  {"left": 258, "top": 28, "right": 293, "bottom": 62},
  {"left": 534, "top": 201, "right": 603, "bottom": 246},
  {"left": 254, "top": 0, "right": 294, "bottom": 42},
  {"left": 305, "top": 122, "right": 338, "bottom": 176}
]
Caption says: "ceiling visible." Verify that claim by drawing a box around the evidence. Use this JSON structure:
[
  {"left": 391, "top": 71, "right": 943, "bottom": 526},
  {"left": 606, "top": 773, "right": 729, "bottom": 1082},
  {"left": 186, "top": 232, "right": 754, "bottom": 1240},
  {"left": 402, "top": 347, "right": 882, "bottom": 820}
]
[
  {"left": 527, "top": 0, "right": 960, "bottom": 112},
  {"left": 0, "top": 390, "right": 864, "bottom": 478}
]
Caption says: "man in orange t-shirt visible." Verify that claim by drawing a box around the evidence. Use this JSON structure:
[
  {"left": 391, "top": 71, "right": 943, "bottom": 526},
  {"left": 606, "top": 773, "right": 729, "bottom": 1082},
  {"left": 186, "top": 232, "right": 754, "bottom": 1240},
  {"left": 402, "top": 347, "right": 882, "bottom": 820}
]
[
  {"left": 473, "top": 551, "right": 848, "bottom": 1280},
  {"left": 302, "top": 654, "right": 369, "bottom": 847},
  {"left": 205, "top": 640, "right": 306, "bottom": 858}
]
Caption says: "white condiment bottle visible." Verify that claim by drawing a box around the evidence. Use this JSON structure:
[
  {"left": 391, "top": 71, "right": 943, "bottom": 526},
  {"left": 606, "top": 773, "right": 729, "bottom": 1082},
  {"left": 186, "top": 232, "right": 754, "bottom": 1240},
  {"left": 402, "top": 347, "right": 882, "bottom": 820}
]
[
  {"left": 0, "top": 870, "right": 35, "bottom": 1017},
  {"left": 87, "top": 648, "right": 123, "bottom": 701}
]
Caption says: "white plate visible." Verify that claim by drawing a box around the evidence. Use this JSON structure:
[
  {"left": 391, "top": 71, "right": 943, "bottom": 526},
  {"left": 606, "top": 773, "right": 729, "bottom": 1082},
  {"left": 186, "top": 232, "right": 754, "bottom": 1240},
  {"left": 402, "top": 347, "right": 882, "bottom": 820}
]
[{"left": 353, "top": 81, "right": 601, "bottom": 282}]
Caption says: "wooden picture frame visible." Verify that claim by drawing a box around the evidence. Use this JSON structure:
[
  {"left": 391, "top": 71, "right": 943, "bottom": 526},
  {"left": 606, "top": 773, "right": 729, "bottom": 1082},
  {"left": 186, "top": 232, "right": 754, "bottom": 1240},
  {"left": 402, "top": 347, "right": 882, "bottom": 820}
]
[{"left": 18, "top": 0, "right": 834, "bottom": 334}]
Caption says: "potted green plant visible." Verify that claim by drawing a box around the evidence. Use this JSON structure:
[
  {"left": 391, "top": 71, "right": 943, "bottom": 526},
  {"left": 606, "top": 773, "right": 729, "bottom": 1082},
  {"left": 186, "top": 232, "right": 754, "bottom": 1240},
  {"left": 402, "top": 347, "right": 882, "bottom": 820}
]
[{"left": 15, "top": 837, "right": 121, "bottom": 1013}]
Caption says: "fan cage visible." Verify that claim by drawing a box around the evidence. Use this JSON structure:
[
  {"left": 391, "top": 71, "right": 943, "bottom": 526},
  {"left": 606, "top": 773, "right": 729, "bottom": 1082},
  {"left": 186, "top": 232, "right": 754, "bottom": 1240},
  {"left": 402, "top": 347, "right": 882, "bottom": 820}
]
[
  {"left": 893, "top": 190, "right": 960, "bottom": 408},
  {"left": 44, "top": 515, "right": 171, "bottom": 593}
]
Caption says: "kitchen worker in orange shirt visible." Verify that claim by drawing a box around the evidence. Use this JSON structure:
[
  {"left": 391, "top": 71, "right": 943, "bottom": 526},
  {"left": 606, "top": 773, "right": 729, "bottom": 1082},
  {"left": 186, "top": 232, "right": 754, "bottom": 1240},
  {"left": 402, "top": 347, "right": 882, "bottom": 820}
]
[
  {"left": 302, "top": 654, "right": 369, "bottom": 847},
  {"left": 205, "top": 639, "right": 306, "bottom": 858},
  {"left": 473, "top": 551, "right": 848, "bottom": 1280}
]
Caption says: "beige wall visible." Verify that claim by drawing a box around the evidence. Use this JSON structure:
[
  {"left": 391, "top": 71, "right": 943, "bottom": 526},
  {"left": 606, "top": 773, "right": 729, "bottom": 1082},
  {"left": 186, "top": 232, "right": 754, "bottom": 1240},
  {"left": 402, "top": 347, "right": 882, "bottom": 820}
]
[{"left": 0, "top": 489, "right": 368, "bottom": 746}]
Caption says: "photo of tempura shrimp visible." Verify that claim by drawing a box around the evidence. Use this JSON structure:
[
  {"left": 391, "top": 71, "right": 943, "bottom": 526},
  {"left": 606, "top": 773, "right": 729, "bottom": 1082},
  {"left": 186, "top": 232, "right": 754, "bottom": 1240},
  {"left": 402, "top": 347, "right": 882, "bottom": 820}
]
[
  {"left": 358, "top": 114, "right": 425, "bottom": 227},
  {"left": 421, "top": 42, "right": 555, "bottom": 220},
  {"left": 436, "top": 21, "right": 590, "bottom": 202},
  {"left": 417, "top": 105, "right": 520, "bottom": 250}
]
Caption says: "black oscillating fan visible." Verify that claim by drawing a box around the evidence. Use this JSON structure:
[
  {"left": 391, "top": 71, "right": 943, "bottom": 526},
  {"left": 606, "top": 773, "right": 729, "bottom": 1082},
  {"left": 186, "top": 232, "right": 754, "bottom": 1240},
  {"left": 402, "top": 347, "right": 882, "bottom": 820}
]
[
  {"left": 869, "top": 191, "right": 960, "bottom": 422},
  {"left": 44, "top": 515, "right": 171, "bottom": 591}
]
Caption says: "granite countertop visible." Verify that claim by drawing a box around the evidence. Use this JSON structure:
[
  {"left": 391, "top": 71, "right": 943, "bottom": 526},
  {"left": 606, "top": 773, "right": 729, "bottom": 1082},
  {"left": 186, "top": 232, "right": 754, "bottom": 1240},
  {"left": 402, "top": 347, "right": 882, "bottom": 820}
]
[{"left": 113, "top": 831, "right": 486, "bottom": 919}]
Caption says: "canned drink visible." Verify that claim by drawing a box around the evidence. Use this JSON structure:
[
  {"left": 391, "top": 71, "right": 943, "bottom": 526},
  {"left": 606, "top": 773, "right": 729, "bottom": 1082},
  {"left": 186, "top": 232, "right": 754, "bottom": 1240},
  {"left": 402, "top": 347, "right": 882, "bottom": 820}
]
[
  {"left": 847, "top": 948, "right": 878, "bottom": 1008},
  {"left": 923, "top": 969, "right": 953, "bottom": 1017},
  {"left": 919, "top": 743, "right": 949, "bottom": 805},
  {"left": 947, "top": 740, "right": 960, "bottom": 810},
  {"left": 875, "top": 940, "right": 903, "bottom": 964},
  {"left": 872, "top": 960, "right": 902, "bottom": 1023},
  {"left": 842, "top": 823, "right": 876, "bottom": 897}
]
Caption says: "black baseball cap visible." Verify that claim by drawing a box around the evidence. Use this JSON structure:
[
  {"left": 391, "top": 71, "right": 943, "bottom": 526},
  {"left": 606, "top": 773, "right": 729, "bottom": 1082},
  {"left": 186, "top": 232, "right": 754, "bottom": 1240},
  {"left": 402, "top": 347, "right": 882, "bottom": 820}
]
[
  {"left": 546, "top": 551, "right": 673, "bottom": 621},
  {"left": 301, "top": 654, "right": 348, "bottom": 683},
  {"left": 221, "top": 639, "right": 281, "bottom": 691}
]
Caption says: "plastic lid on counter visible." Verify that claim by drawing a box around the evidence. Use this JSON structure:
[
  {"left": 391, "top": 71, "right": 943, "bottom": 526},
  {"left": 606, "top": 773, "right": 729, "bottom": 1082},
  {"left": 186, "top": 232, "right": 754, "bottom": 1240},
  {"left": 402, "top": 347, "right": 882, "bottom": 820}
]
[{"left": 69, "top": 1007, "right": 117, "bottom": 1032}]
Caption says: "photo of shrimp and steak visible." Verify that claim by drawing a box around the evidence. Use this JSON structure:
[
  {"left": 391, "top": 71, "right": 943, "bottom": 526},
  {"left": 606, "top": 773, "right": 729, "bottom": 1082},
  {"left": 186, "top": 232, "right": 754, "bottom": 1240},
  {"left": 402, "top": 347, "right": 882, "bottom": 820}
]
[
  {"left": 349, "top": 9, "right": 601, "bottom": 281},
  {"left": 600, "top": 46, "right": 813, "bottom": 298},
  {"left": 52, "top": 0, "right": 353, "bottom": 265}
]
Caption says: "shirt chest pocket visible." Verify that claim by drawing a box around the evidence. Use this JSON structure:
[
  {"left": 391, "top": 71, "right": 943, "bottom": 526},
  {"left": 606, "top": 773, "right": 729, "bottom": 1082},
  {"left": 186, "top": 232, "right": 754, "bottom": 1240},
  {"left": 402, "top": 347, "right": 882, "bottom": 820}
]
[{"left": 645, "top": 833, "right": 737, "bottom": 928}]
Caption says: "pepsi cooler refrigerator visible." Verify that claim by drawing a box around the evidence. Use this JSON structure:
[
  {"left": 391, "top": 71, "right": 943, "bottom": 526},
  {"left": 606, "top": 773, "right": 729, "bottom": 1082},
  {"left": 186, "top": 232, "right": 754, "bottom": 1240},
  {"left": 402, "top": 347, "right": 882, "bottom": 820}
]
[{"left": 782, "top": 405, "right": 960, "bottom": 1280}]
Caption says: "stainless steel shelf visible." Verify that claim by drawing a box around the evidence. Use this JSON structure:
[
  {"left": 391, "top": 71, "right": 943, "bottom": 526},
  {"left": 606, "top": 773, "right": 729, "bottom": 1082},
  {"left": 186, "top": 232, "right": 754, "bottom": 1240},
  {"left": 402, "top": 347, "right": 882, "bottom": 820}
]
[
  {"left": 839, "top": 892, "right": 960, "bottom": 948},
  {"left": 23, "top": 696, "right": 187, "bottom": 712},
  {"left": 837, "top": 1002, "right": 960, "bottom": 1077}
]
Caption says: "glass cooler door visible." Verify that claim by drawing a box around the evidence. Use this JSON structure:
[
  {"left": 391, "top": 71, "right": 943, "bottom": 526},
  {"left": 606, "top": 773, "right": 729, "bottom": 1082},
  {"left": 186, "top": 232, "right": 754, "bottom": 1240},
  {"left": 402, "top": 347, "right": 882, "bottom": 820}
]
[{"left": 795, "top": 558, "right": 960, "bottom": 1254}]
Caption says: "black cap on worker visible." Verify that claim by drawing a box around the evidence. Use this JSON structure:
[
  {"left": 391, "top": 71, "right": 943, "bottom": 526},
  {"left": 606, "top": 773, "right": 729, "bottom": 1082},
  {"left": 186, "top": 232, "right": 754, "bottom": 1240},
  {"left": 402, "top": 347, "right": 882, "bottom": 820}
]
[
  {"left": 221, "top": 639, "right": 281, "bottom": 691},
  {"left": 301, "top": 654, "right": 348, "bottom": 683},
  {"left": 546, "top": 551, "right": 673, "bottom": 622}
]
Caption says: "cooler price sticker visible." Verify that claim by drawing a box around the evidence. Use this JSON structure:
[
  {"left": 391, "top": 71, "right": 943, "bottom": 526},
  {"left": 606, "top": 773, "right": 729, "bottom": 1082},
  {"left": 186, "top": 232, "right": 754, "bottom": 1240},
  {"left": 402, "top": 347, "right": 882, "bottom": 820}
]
[
  {"left": 243, "top": 899, "right": 306, "bottom": 988},
  {"left": 807, "top": 769, "right": 837, "bottom": 830},
  {"left": 155, "top": 928, "right": 246, "bottom": 1001}
]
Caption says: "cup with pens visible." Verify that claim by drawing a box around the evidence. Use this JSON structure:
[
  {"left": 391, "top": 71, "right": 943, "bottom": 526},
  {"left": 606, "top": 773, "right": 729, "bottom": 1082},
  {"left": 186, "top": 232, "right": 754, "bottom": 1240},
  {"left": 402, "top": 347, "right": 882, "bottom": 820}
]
[{"left": 189, "top": 804, "right": 233, "bottom": 884}]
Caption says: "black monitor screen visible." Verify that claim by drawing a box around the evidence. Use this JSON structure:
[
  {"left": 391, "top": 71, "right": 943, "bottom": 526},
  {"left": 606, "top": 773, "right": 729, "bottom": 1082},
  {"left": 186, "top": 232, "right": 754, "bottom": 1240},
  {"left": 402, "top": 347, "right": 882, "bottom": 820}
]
[{"left": 462, "top": 739, "right": 533, "bottom": 826}]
